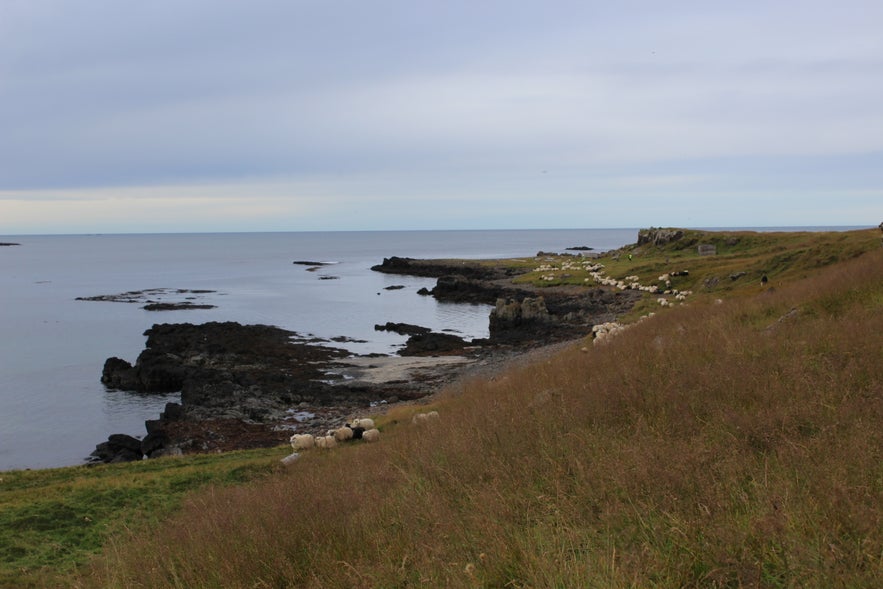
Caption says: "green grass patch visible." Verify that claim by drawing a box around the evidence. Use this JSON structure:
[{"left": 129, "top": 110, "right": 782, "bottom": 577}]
[{"left": 0, "top": 446, "right": 287, "bottom": 587}]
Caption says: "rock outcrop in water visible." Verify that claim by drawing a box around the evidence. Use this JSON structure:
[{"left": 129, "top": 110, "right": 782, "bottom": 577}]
[
  {"left": 95, "top": 322, "right": 381, "bottom": 461},
  {"left": 77, "top": 288, "right": 218, "bottom": 311},
  {"left": 101, "top": 322, "right": 351, "bottom": 404},
  {"left": 371, "top": 256, "right": 518, "bottom": 280},
  {"left": 374, "top": 256, "right": 641, "bottom": 345},
  {"left": 93, "top": 320, "right": 475, "bottom": 462}
]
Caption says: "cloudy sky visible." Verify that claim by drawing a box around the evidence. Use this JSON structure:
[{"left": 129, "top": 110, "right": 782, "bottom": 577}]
[{"left": 1, "top": 0, "right": 881, "bottom": 234}]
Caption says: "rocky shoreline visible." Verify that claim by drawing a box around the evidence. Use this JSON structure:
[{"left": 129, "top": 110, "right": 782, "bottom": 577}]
[
  {"left": 90, "top": 252, "right": 640, "bottom": 463},
  {"left": 372, "top": 256, "right": 641, "bottom": 344}
]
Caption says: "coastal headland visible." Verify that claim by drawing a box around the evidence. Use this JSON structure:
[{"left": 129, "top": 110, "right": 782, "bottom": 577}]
[
  {"left": 92, "top": 250, "right": 641, "bottom": 462},
  {"left": 89, "top": 226, "right": 880, "bottom": 462}
]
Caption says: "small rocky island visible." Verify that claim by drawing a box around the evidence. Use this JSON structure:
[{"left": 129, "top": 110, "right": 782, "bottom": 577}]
[
  {"left": 90, "top": 249, "right": 641, "bottom": 463},
  {"left": 77, "top": 288, "right": 218, "bottom": 311}
]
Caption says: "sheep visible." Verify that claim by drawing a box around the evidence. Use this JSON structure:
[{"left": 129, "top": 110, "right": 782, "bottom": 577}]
[
  {"left": 362, "top": 428, "right": 380, "bottom": 442},
  {"left": 290, "top": 433, "right": 315, "bottom": 451},
  {"left": 280, "top": 452, "right": 301, "bottom": 466},
  {"left": 315, "top": 435, "right": 338, "bottom": 449},
  {"left": 411, "top": 411, "right": 438, "bottom": 425},
  {"left": 350, "top": 418, "right": 375, "bottom": 430},
  {"left": 334, "top": 426, "right": 354, "bottom": 442}
]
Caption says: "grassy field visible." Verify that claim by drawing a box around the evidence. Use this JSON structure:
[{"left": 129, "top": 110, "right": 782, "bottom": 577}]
[
  {"left": 0, "top": 448, "right": 286, "bottom": 588},
  {"left": 3, "top": 227, "right": 882, "bottom": 588}
]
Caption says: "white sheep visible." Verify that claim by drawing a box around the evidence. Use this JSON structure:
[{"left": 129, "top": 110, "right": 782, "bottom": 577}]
[
  {"left": 412, "top": 410, "right": 440, "bottom": 425},
  {"left": 333, "top": 426, "right": 354, "bottom": 442},
  {"left": 280, "top": 452, "right": 301, "bottom": 466},
  {"left": 290, "top": 433, "right": 315, "bottom": 451},
  {"left": 315, "top": 435, "right": 338, "bottom": 449},
  {"left": 362, "top": 428, "right": 381, "bottom": 442},
  {"left": 351, "top": 417, "right": 375, "bottom": 430}
]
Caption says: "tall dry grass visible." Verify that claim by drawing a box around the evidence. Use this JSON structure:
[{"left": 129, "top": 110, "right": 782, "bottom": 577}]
[{"left": 79, "top": 249, "right": 883, "bottom": 588}]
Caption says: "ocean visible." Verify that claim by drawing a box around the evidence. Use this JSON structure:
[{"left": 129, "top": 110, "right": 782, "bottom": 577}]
[{"left": 0, "top": 228, "right": 638, "bottom": 470}]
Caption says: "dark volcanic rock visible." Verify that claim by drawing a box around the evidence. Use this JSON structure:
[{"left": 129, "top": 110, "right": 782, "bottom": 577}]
[
  {"left": 96, "top": 321, "right": 409, "bottom": 460},
  {"left": 101, "top": 357, "right": 141, "bottom": 390},
  {"left": 101, "top": 322, "right": 352, "bottom": 405},
  {"left": 156, "top": 402, "right": 182, "bottom": 421},
  {"left": 489, "top": 297, "right": 558, "bottom": 344},
  {"left": 637, "top": 228, "right": 685, "bottom": 246},
  {"left": 78, "top": 288, "right": 219, "bottom": 311},
  {"left": 491, "top": 297, "right": 551, "bottom": 327},
  {"left": 375, "top": 322, "right": 431, "bottom": 336},
  {"left": 101, "top": 347, "right": 189, "bottom": 393},
  {"left": 429, "top": 275, "right": 511, "bottom": 304},
  {"left": 142, "top": 302, "right": 216, "bottom": 311},
  {"left": 488, "top": 288, "right": 642, "bottom": 344},
  {"left": 99, "top": 321, "right": 407, "bottom": 432},
  {"left": 371, "top": 257, "right": 519, "bottom": 280},
  {"left": 89, "top": 433, "right": 144, "bottom": 463},
  {"left": 140, "top": 431, "right": 169, "bottom": 457},
  {"left": 398, "top": 332, "right": 471, "bottom": 356}
]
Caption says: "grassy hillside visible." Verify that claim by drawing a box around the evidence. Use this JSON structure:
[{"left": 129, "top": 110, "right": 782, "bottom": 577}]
[
  {"left": 510, "top": 227, "right": 876, "bottom": 294},
  {"left": 3, "top": 228, "right": 881, "bottom": 588},
  {"left": 0, "top": 449, "right": 285, "bottom": 588}
]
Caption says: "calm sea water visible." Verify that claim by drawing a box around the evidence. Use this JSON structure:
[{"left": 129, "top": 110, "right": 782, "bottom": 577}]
[{"left": 0, "top": 229, "right": 638, "bottom": 470}]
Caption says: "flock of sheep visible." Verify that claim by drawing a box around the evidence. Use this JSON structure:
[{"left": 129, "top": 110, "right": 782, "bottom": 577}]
[
  {"left": 533, "top": 257, "right": 693, "bottom": 307},
  {"left": 533, "top": 256, "right": 696, "bottom": 323},
  {"left": 584, "top": 266, "right": 695, "bottom": 345},
  {"left": 282, "top": 412, "right": 440, "bottom": 464},
  {"left": 290, "top": 417, "right": 380, "bottom": 452},
  {"left": 589, "top": 312, "right": 659, "bottom": 347}
]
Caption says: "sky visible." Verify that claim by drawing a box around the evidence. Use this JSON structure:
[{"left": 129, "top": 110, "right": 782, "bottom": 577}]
[{"left": 1, "top": 0, "right": 881, "bottom": 234}]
